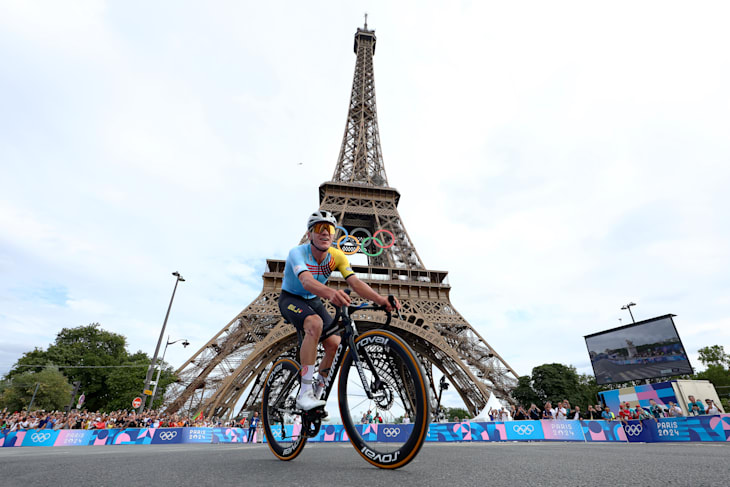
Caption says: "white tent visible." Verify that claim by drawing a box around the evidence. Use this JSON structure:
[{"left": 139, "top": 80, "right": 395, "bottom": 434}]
[{"left": 472, "top": 392, "right": 506, "bottom": 421}]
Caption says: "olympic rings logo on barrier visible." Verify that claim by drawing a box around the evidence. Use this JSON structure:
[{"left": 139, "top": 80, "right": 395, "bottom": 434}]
[
  {"left": 512, "top": 425, "right": 534, "bottom": 435},
  {"left": 382, "top": 427, "right": 401, "bottom": 438},
  {"left": 31, "top": 432, "right": 52, "bottom": 442},
  {"left": 625, "top": 424, "right": 643, "bottom": 436},
  {"left": 334, "top": 226, "right": 394, "bottom": 257},
  {"left": 158, "top": 431, "right": 178, "bottom": 441}
]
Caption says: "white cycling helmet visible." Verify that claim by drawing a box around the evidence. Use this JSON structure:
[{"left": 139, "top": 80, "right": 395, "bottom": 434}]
[{"left": 307, "top": 210, "right": 337, "bottom": 231}]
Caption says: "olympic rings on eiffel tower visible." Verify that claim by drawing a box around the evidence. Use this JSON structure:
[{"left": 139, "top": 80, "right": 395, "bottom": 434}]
[{"left": 335, "top": 226, "right": 395, "bottom": 256}]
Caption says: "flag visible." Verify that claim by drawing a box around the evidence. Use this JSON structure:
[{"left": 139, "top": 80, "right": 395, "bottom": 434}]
[
  {"left": 76, "top": 393, "right": 85, "bottom": 409},
  {"left": 192, "top": 411, "right": 203, "bottom": 421}
]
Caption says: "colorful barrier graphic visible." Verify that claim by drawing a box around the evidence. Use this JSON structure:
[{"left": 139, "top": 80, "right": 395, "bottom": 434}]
[{"left": 3, "top": 415, "right": 729, "bottom": 448}]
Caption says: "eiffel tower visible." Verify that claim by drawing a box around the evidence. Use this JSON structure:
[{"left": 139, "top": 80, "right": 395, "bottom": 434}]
[{"left": 165, "top": 22, "right": 518, "bottom": 419}]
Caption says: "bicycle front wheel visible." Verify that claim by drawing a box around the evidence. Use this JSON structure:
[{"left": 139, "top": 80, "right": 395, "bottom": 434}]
[
  {"left": 338, "top": 329, "right": 430, "bottom": 469},
  {"left": 261, "top": 358, "right": 307, "bottom": 461}
]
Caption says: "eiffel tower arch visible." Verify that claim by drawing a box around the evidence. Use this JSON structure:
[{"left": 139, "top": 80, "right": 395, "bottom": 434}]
[{"left": 165, "top": 23, "right": 518, "bottom": 419}]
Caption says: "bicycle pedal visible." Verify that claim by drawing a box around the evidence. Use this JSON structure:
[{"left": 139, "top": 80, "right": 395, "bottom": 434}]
[{"left": 304, "top": 407, "right": 327, "bottom": 420}]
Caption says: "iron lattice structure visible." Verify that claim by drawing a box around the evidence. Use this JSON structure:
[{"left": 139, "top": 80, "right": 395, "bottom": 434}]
[{"left": 165, "top": 24, "right": 518, "bottom": 419}]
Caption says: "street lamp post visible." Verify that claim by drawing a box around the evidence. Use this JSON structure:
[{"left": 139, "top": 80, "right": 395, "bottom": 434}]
[
  {"left": 139, "top": 271, "right": 185, "bottom": 413},
  {"left": 621, "top": 302, "right": 637, "bottom": 323},
  {"left": 434, "top": 376, "right": 449, "bottom": 422},
  {"left": 149, "top": 336, "right": 190, "bottom": 408}
]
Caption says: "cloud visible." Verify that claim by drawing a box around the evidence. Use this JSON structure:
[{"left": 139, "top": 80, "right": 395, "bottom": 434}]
[{"left": 1, "top": 2, "right": 729, "bottom": 401}]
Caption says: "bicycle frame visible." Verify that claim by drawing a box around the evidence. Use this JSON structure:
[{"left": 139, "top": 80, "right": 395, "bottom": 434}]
[
  {"left": 263, "top": 294, "right": 428, "bottom": 469},
  {"left": 316, "top": 302, "right": 393, "bottom": 406}
]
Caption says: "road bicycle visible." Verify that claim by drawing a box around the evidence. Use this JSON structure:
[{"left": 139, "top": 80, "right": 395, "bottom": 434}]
[{"left": 261, "top": 293, "right": 430, "bottom": 469}]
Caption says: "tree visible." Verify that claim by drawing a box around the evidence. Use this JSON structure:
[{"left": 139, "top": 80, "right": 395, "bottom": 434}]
[
  {"left": 0, "top": 367, "right": 72, "bottom": 412},
  {"left": 697, "top": 345, "right": 730, "bottom": 367},
  {"left": 510, "top": 363, "right": 607, "bottom": 409},
  {"left": 4, "top": 324, "right": 165, "bottom": 412},
  {"left": 511, "top": 375, "right": 540, "bottom": 407},
  {"left": 444, "top": 407, "right": 470, "bottom": 421},
  {"left": 531, "top": 363, "right": 581, "bottom": 404},
  {"left": 105, "top": 353, "right": 175, "bottom": 411}
]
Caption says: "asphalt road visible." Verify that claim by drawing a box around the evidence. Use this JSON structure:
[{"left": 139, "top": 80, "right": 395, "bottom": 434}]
[{"left": 1, "top": 442, "right": 728, "bottom": 487}]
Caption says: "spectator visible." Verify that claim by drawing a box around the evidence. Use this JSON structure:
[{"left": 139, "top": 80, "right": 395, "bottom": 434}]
[
  {"left": 687, "top": 395, "right": 705, "bottom": 415},
  {"left": 618, "top": 404, "right": 633, "bottom": 423},
  {"left": 601, "top": 406, "right": 615, "bottom": 421},
  {"left": 247, "top": 411, "right": 259, "bottom": 443},
  {"left": 586, "top": 405, "right": 600, "bottom": 420},
  {"left": 689, "top": 404, "right": 702, "bottom": 416},
  {"left": 555, "top": 402, "right": 567, "bottom": 420},
  {"left": 542, "top": 402, "right": 554, "bottom": 420},
  {"left": 499, "top": 409, "right": 510, "bottom": 421},
  {"left": 528, "top": 404, "right": 541, "bottom": 421},
  {"left": 636, "top": 405, "right": 654, "bottom": 421},
  {"left": 705, "top": 399, "right": 721, "bottom": 415},
  {"left": 648, "top": 399, "right": 666, "bottom": 419},
  {"left": 513, "top": 406, "right": 528, "bottom": 421},
  {"left": 402, "top": 413, "right": 410, "bottom": 424},
  {"left": 488, "top": 408, "right": 498, "bottom": 421},
  {"left": 571, "top": 406, "right": 582, "bottom": 420},
  {"left": 562, "top": 400, "right": 572, "bottom": 419},
  {"left": 667, "top": 402, "right": 684, "bottom": 417}
]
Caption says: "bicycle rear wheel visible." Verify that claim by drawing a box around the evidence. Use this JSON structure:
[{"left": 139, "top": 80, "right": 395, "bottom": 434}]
[
  {"left": 338, "top": 329, "right": 430, "bottom": 469},
  {"left": 262, "top": 358, "right": 307, "bottom": 461}
]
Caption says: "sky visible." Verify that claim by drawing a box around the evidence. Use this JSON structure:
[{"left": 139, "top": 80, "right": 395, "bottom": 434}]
[{"left": 1, "top": 1, "right": 729, "bottom": 411}]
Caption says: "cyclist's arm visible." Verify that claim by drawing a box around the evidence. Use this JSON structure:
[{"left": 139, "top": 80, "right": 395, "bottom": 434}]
[
  {"left": 348, "top": 275, "right": 398, "bottom": 312},
  {"left": 298, "top": 271, "right": 350, "bottom": 307}
]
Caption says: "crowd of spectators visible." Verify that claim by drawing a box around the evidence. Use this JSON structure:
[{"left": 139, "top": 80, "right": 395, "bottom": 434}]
[
  {"left": 2, "top": 395, "right": 724, "bottom": 432},
  {"left": 479, "top": 396, "right": 723, "bottom": 423},
  {"left": 0, "top": 408, "right": 238, "bottom": 433}
]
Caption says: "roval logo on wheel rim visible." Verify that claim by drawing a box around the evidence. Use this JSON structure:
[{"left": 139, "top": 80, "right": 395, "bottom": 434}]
[
  {"left": 512, "top": 424, "right": 534, "bottom": 435},
  {"left": 382, "top": 427, "right": 401, "bottom": 437},
  {"left": 31, "top": 432, "right": 52, "bottom": 442},
  {"left": 625, "top": 424, "right": 643, "bottom": 436},
  {"left": 335, "top": 227, "right": 394, "bottom": 256},
  {"left": 159, "top": 431, "right": 178, "bottom": 440}
]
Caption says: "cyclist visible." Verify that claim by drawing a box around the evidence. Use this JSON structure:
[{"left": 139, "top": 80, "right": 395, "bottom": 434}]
[{"left": 278, "top": 210, "right": 400, "bottom": 411}]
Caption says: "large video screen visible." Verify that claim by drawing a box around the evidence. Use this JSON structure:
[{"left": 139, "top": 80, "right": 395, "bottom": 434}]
[{"left": 584, "top": 314, "right": 693, "bottom": 385}]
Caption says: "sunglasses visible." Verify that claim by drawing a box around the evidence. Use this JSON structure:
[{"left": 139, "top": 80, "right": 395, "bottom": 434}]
[{"left": 311, "top": 222, "right": 335, "bottom": 235}]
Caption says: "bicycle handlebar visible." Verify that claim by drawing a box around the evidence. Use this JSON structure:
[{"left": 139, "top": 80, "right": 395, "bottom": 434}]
[{"left": 331, "top": 290, "right": 401, "bottom": 328}]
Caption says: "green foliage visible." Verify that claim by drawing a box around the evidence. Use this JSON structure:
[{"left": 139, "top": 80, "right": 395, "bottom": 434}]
[
  {"left": 444, "top": 407, "right": 469, "bottom": 421},
  {"left": 697, "top": 345, "right": 730, "bottom": 367},
  {"left": 0, "top": 367, "right": 72, "bottom": 412},
  {"left": 4, "top": 324, "right": 168, "bottom": 412},
  {"left": 531, "top": 363, "right": 581, "bottom": 404},
  {"left": 511, "top": 375, "right": 540, "bottom": 406},
  {"left": 693, "top": 364, "right": 730, "bottom": 388},
  {"left": 510, "top": 363, "right": 606, "bottom": 409},
  {"left": 691, "top": 345, "right": 730, "bottom": 408},
  {"left": 105, "top": 355, "right": 175, "bottom": 411},
  {"left": 510, "top": 344, "right": 730, "bottom": 412}
]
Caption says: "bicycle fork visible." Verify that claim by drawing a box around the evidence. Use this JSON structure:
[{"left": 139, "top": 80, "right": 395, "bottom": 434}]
[{"left": 348, "top": 334, "right": 387, "bottom": 401}]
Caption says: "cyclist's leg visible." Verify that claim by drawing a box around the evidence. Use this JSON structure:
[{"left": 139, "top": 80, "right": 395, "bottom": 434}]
[
  {"left": 278, "top": 292, "right": 325, "bottom": 410},
  {"left": 307, "top": 297, "right": 340, "bottom": 371},
  {"left": 319, "top": 335, "right": 340, "bottom": 371},
  {"left": 307, "top": 298, "right": 340, "bottom": 396},
  {"left": 300, "top": 314, "right": 323, "bottom": 365}
]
